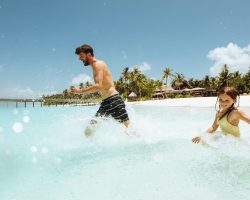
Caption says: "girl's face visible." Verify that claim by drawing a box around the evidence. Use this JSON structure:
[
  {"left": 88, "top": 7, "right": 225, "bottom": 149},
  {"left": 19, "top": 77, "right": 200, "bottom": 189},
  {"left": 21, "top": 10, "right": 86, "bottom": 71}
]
[{"left": 218, "top": 93, "right": 235, "bottom": 110}]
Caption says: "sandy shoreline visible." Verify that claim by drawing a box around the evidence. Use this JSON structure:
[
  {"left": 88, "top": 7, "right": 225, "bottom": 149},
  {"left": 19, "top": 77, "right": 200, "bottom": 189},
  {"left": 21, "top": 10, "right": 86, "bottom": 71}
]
[{"left": 127, "top": 95, "right": 250, "bottom": 107}]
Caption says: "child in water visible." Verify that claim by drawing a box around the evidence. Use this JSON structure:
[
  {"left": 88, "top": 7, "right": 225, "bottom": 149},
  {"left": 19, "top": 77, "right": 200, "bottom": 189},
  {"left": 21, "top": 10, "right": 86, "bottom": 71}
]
[{"left": 192, "top": 86, "right": 250, "bottom": 143}]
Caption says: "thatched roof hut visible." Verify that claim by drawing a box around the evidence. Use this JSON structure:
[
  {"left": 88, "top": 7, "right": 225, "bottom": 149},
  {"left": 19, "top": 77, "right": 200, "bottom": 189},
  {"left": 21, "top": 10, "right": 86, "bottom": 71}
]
[{"left": 128, "top": 92, "right": 137, "bottom": 98}]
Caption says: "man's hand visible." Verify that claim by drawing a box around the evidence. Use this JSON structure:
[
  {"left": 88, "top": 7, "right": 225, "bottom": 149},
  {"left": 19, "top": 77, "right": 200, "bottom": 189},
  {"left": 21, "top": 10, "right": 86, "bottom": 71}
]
[
  {"left": 70, "top": 86, "right": 79, "bottom": 93},
  {"left": 192, "top": 136, "right": 201, "bottom": 143}
]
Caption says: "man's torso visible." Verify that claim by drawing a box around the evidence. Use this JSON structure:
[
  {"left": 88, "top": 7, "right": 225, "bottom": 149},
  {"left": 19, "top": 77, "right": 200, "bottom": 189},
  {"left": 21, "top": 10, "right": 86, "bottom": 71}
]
[{"left": 93, "top": 60, "right": 118, "bottom": 99}]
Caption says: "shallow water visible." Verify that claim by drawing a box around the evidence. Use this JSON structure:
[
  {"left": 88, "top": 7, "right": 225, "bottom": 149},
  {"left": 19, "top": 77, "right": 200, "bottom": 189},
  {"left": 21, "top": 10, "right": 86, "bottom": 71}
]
[{"left": 0, "top": 104, "right": 250, "bottom": 200}]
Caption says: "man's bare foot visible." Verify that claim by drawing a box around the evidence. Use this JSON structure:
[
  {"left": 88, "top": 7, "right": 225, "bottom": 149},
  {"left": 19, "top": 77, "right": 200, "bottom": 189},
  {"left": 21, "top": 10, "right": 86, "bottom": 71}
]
[
  {"left": 84, "top": 126, "right": 94, "bottom": 137},
  {"left": 122, "top": 120, "right": 129, "bottom": 128}
]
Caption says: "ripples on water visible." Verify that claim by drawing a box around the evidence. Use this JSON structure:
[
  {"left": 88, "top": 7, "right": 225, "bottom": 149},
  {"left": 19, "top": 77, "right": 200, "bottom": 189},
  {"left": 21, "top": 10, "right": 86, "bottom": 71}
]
[{"left": 0, "top": 105, "right": 250, "bottom": 200}]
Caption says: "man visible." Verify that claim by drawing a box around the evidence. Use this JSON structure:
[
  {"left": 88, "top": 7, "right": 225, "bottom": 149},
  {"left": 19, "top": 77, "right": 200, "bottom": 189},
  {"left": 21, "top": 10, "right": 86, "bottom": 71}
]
[{"left": 71, "top": 44, "right": 129, "bottom": 133}]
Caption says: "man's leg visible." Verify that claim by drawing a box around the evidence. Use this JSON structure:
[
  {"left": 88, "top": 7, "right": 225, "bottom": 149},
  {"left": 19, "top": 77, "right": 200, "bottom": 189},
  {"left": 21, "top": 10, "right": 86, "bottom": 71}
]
[
  {"left": 106, "top": 95, "right": 129, "bottom": 128},
  {"left": 84, "top": 118, "right": 98, "bottom": 137},
  {"left": 122, "top": 120, "right": 129, "bottom": 128}
]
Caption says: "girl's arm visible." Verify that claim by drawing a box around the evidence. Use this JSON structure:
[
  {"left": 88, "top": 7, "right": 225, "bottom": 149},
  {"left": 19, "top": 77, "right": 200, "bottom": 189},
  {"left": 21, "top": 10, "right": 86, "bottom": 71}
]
[
  {"left": 206, "top": 113, "right": 219, "bottom": 133},
  {"left": 238, "top": 110, "right": 250, "bottom": 124},
  {"left": 192, "top": 113, "right": 219, "bottom": 143}
]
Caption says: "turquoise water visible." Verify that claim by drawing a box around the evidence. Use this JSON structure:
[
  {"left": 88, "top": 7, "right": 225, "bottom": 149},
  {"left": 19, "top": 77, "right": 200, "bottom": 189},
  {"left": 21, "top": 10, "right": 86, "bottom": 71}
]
[{"left": 1, "top": 104, "right": 250, "bottom": 200}]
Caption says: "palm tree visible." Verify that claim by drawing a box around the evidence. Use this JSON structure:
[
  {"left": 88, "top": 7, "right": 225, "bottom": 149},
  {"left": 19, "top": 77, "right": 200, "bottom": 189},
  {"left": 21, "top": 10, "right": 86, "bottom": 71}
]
[
  {"left": 162, "top": 67, "right": 174, "bottom": 90},
  {"left": 243, "top": 68, "right": 250, "bottom": 93},
  {"left": 129, "top": 67, "right": 147, "bottom": 99},
  {"left": 171, "top": 73, "right": 191, "bottom": 90},
  {"left": 121, "top": 67, "right": 130, "bottom": 98},
  {"left": 188, "top": 78, "right": 194, "bottom": 88},
  {"left": 232, "top": 71, "right": 245, "bottom": 92},
  {"left": 85, "top": 81, "right": 91, "bottom": 87},
  {"left": 210, "top": 77, "right": 218, "bottom": 90},
  {"left": 79, "top": 83, "right": 84, "bottom": 89},
  {"left": 171, "top": 73, "right": 184, "bottom": 90},
  {"left": 114, "top": 77, "right": 125, "bottom": 95},
  {"left": 63, "top": 89, "right": 68, "bottom": 98},
  {"left": 203, "top": 75, "right": 210, "bottom": 89},
  {"left": 218, "top": 64, "right": 233, "bottom": 88},
  {"left": 122, "top": 67, "right": 130, "bottom": 82}
]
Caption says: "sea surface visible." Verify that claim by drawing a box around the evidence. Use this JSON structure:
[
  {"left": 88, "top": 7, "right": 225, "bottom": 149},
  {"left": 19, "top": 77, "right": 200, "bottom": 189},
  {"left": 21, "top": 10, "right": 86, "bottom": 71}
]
[{"left": 1, "top": 103, "right": 250, "bottom": 200}]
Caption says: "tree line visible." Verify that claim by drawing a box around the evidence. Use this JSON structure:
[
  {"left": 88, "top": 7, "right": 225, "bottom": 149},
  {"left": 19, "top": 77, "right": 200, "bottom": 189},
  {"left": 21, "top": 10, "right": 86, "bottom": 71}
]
[{"left": 43, "top": 64, "right": 250, "bottom": 104}]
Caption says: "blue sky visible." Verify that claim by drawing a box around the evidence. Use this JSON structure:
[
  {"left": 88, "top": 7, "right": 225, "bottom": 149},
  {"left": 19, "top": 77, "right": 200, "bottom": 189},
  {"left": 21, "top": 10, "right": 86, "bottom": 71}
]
[{"left": 0, "top": 0, "right": 250, "bottom": 98}]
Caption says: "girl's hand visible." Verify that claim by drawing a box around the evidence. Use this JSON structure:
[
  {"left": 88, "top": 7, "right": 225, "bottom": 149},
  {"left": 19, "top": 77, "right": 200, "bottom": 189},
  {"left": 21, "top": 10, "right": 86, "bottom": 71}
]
[{"left": 192, "top": 136, "right": 201, "bottom": 143}]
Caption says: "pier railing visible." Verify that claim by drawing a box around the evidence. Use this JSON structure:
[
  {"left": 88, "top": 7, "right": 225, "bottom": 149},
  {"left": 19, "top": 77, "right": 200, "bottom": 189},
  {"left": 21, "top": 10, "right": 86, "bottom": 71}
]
[{"left": 0, "top": 98, "right": 100, "bottom": 108}]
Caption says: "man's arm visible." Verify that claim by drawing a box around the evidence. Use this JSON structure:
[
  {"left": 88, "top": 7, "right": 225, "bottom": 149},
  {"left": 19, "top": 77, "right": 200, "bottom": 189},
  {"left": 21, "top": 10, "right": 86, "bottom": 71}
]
[{"left": 71, "top": 65, "right": 104, "bottom": 95}]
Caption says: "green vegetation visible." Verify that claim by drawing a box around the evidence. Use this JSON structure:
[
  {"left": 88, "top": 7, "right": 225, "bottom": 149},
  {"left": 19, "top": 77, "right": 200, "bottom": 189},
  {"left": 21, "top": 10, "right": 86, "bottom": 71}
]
[
  {"left": 42, "top": 89, "right": 101, "bottom": 106},
  {"left": 42, "top": 64, "right": 250, "bottom": 104}
]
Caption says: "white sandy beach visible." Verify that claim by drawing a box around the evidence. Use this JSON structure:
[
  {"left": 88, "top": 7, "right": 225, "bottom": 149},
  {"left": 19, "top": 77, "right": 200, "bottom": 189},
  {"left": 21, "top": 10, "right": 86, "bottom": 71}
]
[{"left": 127, "top": 95, "right": 250, "bottom": 107}]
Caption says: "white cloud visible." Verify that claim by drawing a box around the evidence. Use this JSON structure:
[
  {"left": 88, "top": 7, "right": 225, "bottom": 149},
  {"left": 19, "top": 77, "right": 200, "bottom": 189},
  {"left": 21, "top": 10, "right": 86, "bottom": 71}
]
[
  {"left": 129, "top": 62, "right": 151, "bottom": 72},
  {"left": 71, "top": 73, "right": 93, "bottom": 85},
  {"left": 14, "top": 87, "right": 34, "bottom": 98},
  {"left": 39, "top": 85, "right": 59, "bottom": 97},
  {"left": 121, "top": 51, "right": 128, "bottom": 60},
  {"left": 0, "top": 87, "right": 61, "bottom": 99},
  {"left": 208, "top": 43, "right": 250, "bottom": 75},
  {"left": 139, "top": 62, "right": 151, "bottom": 71}
]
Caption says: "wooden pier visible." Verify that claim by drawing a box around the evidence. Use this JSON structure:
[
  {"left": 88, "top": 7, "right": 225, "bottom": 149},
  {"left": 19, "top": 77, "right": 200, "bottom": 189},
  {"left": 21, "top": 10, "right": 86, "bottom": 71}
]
[
  {"left": 0, "top": 99, "right": 43, "bottom": 108},
  {"left": 0, "top": 98, "right": 99, "bottom": 108}
]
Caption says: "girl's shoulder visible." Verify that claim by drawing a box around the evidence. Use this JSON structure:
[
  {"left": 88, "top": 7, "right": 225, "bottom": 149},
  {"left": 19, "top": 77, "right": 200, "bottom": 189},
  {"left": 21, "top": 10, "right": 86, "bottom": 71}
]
[
  {"left": 233, "top": 109, "right": 246, "bottom": 116},
  {"left": 229, "top": 108, "right": 244, "bottom": 118},
  {"left": 228, "top": 108, "right": 237, "bottom": 113}
]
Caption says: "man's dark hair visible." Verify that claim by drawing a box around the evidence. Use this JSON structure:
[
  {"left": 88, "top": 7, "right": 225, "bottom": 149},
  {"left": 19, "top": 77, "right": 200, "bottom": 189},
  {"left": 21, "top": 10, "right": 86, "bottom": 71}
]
[{"left": 75, "top": 44, "right": 94, "bottom": 56}]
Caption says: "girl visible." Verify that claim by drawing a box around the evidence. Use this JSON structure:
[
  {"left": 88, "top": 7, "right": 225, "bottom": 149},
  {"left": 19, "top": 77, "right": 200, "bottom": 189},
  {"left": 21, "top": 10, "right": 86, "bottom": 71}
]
[{"left": 192, "top": 86, "right": 250, "bottom": 143}]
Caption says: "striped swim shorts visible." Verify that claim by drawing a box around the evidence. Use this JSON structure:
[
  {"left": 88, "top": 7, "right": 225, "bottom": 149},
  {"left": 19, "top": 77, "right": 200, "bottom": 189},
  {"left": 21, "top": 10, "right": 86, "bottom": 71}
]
[{"left": 95, "top": 94, "right": 129, "bottom": 122}]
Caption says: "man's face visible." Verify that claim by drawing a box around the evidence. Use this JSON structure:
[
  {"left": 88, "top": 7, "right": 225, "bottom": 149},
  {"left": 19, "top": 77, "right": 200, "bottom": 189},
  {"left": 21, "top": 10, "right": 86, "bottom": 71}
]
[{"left": 79, "top": 52, "right": 90, "bottom": 66}]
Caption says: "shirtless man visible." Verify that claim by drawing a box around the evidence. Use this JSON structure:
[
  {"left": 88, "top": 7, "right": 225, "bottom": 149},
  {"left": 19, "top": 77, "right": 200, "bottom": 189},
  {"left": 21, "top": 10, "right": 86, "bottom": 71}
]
[{"left": 70, "top": 44, "right": 129, "bottom": 134}]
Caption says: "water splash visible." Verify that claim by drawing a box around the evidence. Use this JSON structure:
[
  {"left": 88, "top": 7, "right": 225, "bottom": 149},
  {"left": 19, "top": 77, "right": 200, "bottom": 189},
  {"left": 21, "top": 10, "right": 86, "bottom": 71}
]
[{"left": 1, "top": 105, "right": 250, "bottom": 200}]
